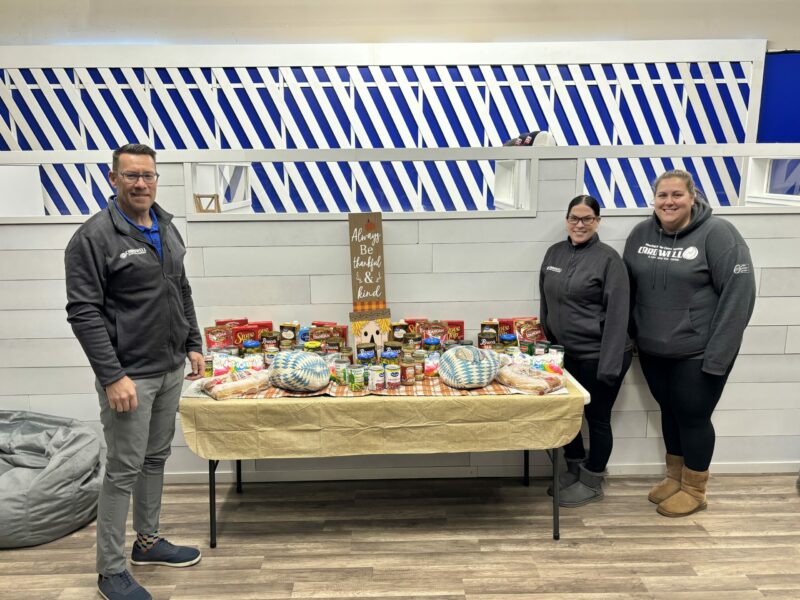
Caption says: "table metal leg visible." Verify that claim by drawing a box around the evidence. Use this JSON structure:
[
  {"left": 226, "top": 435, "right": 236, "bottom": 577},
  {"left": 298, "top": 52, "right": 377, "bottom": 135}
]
[
  {"left": 209, "top": 460, "right": 219, "bottom": 548},
  {"left": 522, "top": 450, "right": 530, "bottom": 487},
  {"left": 552, "top": 446, "right": 560, "bottom": 540},
  {"left": 235, "top": 459, "right": 242, "bottom": 494}
]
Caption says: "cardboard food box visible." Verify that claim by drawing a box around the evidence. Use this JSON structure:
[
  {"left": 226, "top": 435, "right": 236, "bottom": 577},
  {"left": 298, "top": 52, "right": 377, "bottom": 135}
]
[
  {"left": 249, "top": 321, "right": 274, "bottom": 340},
  {"left": 514, "top": 318, "right": 546, "bottom": 343},
  {"left": 445, "top": 320, "right": 465, "bottom": 341},
  {"left": 231, "top": 325, "right": 259, "bottom": 348},
  {"left": 204, "top": 326, "right": 232, "bottom": 351},
  {"left": 497, "top": 318, "right": 517, "bottom": 337},
  {"left": 333, "top": 324, "right": 349, "bottom": 346},
  {"left": 215, "top": 318, "right": 249, "bottom": 327},
  {"left": 418, "top": 320, "right": 450, "bottom": 342},
  {"left": 391, "top": 321, "right": 410, "bottom": 343},
  {"left": 279, "top": 322, "right": 301, "bottom": 342},
  {"left": 403, "top": 318, "right": 428, "bottom": 334},
  {"left": 309, "top": 326, "right": 335, "bottom": 349},
  {"left": 480, "top": 320, "right": 500, "bottom": 335},
  {"left": 311, "top": 322, "right": 348, "bottom": 343},
  {"left": 496, "top": 316, "right": 537, "bottom": 338}
]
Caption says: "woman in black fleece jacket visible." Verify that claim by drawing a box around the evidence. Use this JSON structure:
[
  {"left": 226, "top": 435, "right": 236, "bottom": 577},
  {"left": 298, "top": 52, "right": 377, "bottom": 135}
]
[{"left": 539, "top": 195, "right": 633, "bottom": 507}]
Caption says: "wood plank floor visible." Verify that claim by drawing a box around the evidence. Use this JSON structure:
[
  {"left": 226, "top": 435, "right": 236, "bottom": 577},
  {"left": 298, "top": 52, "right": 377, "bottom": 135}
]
[{"left": 1, "top": 474, "right": 799, "bottom": 599}]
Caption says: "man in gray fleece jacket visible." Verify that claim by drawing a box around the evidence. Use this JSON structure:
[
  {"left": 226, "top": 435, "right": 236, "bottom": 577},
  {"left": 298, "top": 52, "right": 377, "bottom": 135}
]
[
  {"left": 66, "top": 144, "right": 204, "bottom": 600},
  {"left": 623, "top": 169, "right": 755, "bottom": 518}
]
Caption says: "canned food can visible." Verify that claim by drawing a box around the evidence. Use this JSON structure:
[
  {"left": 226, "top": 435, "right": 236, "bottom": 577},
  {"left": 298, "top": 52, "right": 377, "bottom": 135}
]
[
  {"left": 263, "top": 348, "right": 279, "bottom": 367},
  {"left": 413, "top": 350, "right": 425, "bottom": 382},
  {"left": 203, "top": 355, "right": 213, "bottom": 378},
  {"left": 385, "top": 364, "right": 401, "bottom": 389},
  {"left": 260, "top": 331, "right": 280, "bottom": 350},
  {"left": 368, "top": 365, "right": 385, "bottom": 391},
  {"left": 348, "top": 365, "right": 365, "bottom": 392},
  {"left": 334, "top": 360, "right": 349, "bottom": 385}
]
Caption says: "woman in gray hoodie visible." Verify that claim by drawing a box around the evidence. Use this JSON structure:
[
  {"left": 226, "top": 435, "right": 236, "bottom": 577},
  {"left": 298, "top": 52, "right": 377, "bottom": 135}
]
[{"left": 623, "top": 169, "right": 755, "bottom": 517}]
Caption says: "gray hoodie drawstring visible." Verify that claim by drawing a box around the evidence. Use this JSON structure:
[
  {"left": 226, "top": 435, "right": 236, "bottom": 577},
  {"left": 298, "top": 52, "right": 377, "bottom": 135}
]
[
  {"left": 651, "top": 229, "right": 663, "bottom": 289},
  {"left": 650, "top": 229, "right": 679, "bottom": 289},
  {"left": 663, "top": 232, "right": 678, "bottom": 288}
]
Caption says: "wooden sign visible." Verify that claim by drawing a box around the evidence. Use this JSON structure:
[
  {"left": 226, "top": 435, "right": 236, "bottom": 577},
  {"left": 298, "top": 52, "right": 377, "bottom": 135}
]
[
  {"left": 348, "top": 212, "right": 390, "bottom": 353},
  {"left": 348, "top": 212, "right": 386, "bottom": 312}
]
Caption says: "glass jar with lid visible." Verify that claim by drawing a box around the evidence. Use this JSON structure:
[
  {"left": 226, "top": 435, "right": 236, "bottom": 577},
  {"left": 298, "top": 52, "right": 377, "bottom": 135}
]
[
  {"left": 401, "top": 355, "right": 415, "bottom": 386},
  {"left": 423, "top": 337, "right": 441, "bottom": 352},
  {"left": 381, "top": 350, "right": 400, "bottom": 365}
]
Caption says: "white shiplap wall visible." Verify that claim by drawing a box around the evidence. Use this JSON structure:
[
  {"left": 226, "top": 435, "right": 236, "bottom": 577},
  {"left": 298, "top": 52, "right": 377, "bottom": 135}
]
[{"left": 1, "top": 159, "right": 798, "bottom": 483}]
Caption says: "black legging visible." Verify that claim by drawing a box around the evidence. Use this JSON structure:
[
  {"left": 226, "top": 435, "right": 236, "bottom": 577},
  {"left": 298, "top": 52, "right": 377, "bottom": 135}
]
[
  {"left": 563, "top": 350, "right": 633, "bottom": 473},
  {"left": 638, "top": 353, "right": 734, "bottom": 472}
]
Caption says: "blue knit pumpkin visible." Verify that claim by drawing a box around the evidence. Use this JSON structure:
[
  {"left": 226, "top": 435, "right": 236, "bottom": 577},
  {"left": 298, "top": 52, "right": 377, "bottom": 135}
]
[
  {"left": 438, "top": 346, "right": 501, "bottom": 389},
  {"left": 268, "top": 351, "right": 330, "bottom": 392}
]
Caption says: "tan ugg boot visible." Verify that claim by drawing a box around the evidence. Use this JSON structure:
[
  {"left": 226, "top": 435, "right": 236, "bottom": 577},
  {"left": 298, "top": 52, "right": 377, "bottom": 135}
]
[
  {"left": 657, "top": 466, "right": 709, "bottom": 517},
  {"left": 648, "top": 453, "right": 683, "bottom": 504}
]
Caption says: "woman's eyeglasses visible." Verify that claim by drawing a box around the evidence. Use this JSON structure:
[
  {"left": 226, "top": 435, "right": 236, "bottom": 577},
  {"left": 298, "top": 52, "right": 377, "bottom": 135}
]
[{"left": 566, "top": 215, "right": 597, "bottom": 226}]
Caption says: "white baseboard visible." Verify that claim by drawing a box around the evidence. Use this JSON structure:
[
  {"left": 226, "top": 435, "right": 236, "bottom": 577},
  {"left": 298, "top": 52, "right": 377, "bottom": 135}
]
[
  {"left": 164, "top": 461, "right": 800, "bottom": 484},
  {"left": 607, "top": 461, "right": 800, "bottom": 475}
]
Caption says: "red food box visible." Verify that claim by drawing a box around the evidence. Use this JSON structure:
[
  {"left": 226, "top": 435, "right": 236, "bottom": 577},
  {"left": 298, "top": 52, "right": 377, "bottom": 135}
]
[
  {"left": 403, "top": 318, "right": 428, "bottom": 334},
  {"left": 231, "top": 325, "right": 258, "bottom": 348},
  {"left": 311, "top": 321, "right": 348, "bottom": 344},
  {"left": 418, "top": 320, "right": 450, "bottom": 342},
  {"left": 204, "top": 326, "right": 232, "bottom": 351},
  {"left": 497, "top": 317, "right": 537, "bottom": 337},
  {"left": 496, "top": 318, "right": 516, "bottom": 337},
  {"left": 215, "top": 318, "right": 249, "bottom": 327},
  {"left": 333, "top": 324, "right": 349, "bottom": 345},
  {"left": 309, "top": 326, "right": 334, "bottom": 349},
  {"left": 445, "top": 320, "right": 465, "bottom": 341},
  {"left": 249, "top": 320, "right": 274, "bottom": 339},
  {"left": 514, "top": 318, "right": 546, "bottom": 343}
]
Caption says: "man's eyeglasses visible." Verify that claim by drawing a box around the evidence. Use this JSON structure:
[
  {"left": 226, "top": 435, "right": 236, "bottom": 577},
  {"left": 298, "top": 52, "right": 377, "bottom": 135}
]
[
  {"left": 566, "top": 215, "right": 598, "bottom": 226},
  {"left": 118, "top": 171, "right": 159, "bottom": 184}
]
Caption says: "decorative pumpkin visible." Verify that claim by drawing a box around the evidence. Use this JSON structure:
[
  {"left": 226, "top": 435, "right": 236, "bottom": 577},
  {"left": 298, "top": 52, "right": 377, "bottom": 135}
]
[
  {"left": 268, "top": 351, "right": 330, "bottom": 392},
  {"left": 438, "top": 346, "right": 501, "bottom": 389}
]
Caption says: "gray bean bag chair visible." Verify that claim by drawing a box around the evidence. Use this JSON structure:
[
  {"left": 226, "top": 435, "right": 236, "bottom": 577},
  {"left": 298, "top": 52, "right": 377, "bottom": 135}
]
[{"left": 0, "top": 410, "right": 102, "bottom": 548}]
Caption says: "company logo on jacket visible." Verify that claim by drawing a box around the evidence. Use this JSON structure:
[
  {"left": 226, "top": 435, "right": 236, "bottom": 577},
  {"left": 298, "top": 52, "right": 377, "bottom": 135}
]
[
  {"left": 733, "top": 263, "right": 751, "bottom": 274},
  {"left": 545, "top": 265, "right": 563, "bottom": 273},
  {"left": 120, "top": 248, "right": 147, "bottom": 259},
  {"left": 636, "top": 243, "right": 699, "bottom": 262}
]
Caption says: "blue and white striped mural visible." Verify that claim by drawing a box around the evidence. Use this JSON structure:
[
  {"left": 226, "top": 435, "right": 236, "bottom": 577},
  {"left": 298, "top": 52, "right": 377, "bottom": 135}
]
[{"left": 0, "top": 60, "right": 754, "bottom": 214}]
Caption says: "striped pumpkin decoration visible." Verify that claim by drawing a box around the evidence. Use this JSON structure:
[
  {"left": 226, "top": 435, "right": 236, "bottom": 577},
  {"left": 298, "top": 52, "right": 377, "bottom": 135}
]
[
  {"left": 268, "top": 351, "right": 330, "bottom": 392},
  {"left": 438, "top": 346, "right": 501, "bottom": 389}
]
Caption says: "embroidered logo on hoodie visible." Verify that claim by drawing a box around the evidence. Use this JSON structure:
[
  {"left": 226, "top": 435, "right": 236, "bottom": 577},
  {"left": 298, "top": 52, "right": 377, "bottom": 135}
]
[
  {"left": 636, "top": 243, "right": 699, "bottom": 262},
  {"left": 120, "top": 248, "right": 147, "bottom": 259}
]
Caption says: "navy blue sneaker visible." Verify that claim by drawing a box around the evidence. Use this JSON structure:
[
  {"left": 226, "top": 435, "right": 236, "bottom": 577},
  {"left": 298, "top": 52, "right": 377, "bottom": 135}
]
[
  {"left": 97, "top": 570, "right": 152, "bottom": 600},
  {"left": 130, "top": 538, "right": 201, "bottom": 567}
]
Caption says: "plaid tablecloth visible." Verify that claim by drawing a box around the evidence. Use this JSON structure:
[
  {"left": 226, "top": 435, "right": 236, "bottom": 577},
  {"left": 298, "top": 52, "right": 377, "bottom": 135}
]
[{"left": 185, "top": 377, "right": 544, "bottom": 400}]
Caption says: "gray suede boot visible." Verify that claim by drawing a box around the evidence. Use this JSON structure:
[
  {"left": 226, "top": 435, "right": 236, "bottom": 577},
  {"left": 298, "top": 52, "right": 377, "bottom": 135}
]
[
  {"left": 559, "top": 463, "right": 605, "bottom": 507},
  {"left": 547, "top": 457, "right": 583, "bottom": 496}
]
